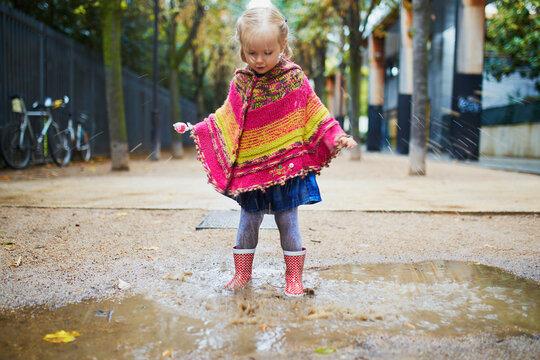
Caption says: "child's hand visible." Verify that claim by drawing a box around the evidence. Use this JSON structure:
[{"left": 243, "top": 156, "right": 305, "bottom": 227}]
[{"left": 338, "top": 136, "right": 358, "bottom": 149}]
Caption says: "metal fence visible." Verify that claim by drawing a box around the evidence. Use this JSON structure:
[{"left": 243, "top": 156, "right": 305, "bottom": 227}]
[
  {"left": 0, "top": 4, "right": 197, "bottom": 160},
  {"left": 482, "top": 101, "right": 540, "bottom": 127}
]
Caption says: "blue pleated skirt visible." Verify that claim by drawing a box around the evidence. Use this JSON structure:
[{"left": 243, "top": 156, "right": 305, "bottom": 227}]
[{"left": 233, "top": 172, "right": 322, "bottom": 212}]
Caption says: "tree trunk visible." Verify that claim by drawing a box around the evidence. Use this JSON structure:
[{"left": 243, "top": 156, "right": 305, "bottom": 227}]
[
  {"left": 213, "top": 46, "right": 228, "bottom": 109},
  {"left": 150, "top": 0, "right": 160, "bottom": 161},
  {"left": 409, "top": 0, "right": 431, "bottom": 175},
  {"left": 101, "top": 0, "right": 129, "bottom": 171},
  {"left": 347, "top": 0, "right": 362, "bottom": 160},
  {"left": 192, "top": 48, "right": 206, "bottom": 122},
  {"left": 166, "top": 0, "right": 205, "bottom": 158},
  {"left": 169, "top": 67, "right": 184, "bottom": 158},
  {"left": 314, "top": 41, "right": 327, "bottom": 100},
  {"left": 167, "top": 15, "right": 183, "bottom": 158}
]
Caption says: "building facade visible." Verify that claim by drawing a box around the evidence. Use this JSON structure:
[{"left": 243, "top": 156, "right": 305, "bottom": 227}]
[{"left": 366, "top": 0, "right": 539, "bottom": 159}]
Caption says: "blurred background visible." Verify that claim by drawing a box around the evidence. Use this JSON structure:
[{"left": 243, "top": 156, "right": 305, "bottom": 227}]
[{"left": 0, "top": 0, "right": 538, "bottom": 162}]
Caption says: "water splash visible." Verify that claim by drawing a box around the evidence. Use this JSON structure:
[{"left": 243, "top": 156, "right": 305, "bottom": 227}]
[
  {"left": 1, "top": 261, "right": 538, "bottom": 359},
  {"left": 130, "top": 143, "right": 143, "bottom": 153}
]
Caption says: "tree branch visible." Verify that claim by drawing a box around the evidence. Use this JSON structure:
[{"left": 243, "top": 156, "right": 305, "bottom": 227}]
[
  {"left": 360, "top": 0, "right": 381, "bottom": 37},
  {"left": 174, "top": 0, "right": 206, "bottom": 66}
]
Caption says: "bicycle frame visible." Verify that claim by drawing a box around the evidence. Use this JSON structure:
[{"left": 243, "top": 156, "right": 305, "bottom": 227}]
[
  {"left": 67, "top": 114, "right": 89, "bottom": 151},
  {"left": 19, "top": 111, "right": 55, "bottom": 151},
  {"left": 75, "top": 123, "right": 84, "bottom": 149},
  {"left": 3, "top": 95, "right": 72, "bottom": 169},
  {"left": 13, "top": 98, "right": 55, "bottom": 150}
]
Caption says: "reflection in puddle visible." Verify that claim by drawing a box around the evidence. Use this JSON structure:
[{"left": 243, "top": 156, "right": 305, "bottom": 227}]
[
  {"left": 313, "top": 261, "right": 539, "bottom": 336},
  {"left": 0, "top": 296, "right": 205, "bottom": 359},
  {"left": 1, "top": 261, "right": 538, "bottom": 358}
]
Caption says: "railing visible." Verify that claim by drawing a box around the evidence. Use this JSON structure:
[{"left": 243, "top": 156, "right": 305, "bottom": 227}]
[{"left": 0, "top": 4, "right": 197, "bottom": 159}]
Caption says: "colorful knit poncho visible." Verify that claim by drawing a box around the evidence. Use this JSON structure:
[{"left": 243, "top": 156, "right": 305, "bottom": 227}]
[{"left": 192, "top": 57, "right": 346, "bottom": 197}]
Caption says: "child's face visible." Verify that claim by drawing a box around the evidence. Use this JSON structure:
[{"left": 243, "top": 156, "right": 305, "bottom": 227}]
[{"left": 243, "top": 31, "right": 286, "bottom": 75}]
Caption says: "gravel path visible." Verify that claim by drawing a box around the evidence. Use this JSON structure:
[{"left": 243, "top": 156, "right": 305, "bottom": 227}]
[
  {"left": 0, "top": 153, "right": 538, "bottom": 359},
  {"left": 1, "top": 207, "right": 538, "bottom": 310}
]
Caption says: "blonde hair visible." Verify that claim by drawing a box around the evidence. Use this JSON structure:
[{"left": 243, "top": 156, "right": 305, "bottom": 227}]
[{"left": 235, "top": 6, "right": 293, "bottom": 62}]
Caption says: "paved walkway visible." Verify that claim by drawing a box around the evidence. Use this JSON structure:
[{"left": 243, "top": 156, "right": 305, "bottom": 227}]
[
  {"left": 0, "top": 150, "right": 539, "bottom": 213},
  {"left": 474, "top": 156, "right": 540, "bottom": 175}
]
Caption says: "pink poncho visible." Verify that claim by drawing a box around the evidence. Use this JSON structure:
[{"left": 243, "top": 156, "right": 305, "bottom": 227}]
[{"left": 192, "top": 57, "right": 346, "bottom": 197}]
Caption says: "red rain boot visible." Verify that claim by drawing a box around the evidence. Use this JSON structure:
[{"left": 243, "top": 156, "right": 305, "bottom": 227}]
[
  {"left": 225, "top": 247, "right": 255, "bottom": 290},
  {"left": 283, "top": 248, "right": 306, "bottom": 297}
]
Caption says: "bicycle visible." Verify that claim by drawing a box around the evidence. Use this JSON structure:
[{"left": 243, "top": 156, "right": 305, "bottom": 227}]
[
  {"left": 65, "top": 112, "right": 91, "bottom": 162},
  {"left": 0, "top": 95, "right": 71, "bottom": 169}
]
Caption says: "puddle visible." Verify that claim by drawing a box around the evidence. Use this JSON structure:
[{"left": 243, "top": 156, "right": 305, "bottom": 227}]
[
  {"left": 1, "top": 261, "right": 538, "bottom": 358},
  {"left": 313, "top": 261, "right": 540, "bottom": 335}
]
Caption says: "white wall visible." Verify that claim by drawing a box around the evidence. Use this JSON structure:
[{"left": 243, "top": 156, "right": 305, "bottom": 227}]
[
  {"left": 482, "top": 71, "right": 539, "bottom": 109},
  {"left": 480, "top": 123, "right": 540, "bottom": 158}
]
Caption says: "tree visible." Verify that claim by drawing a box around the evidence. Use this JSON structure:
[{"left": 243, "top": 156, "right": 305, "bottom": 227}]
[
  {"left": 485, "top": 0, "right": 540, "bottom": 91},
  {"left": 165, "top": 0, "right": 205, "bottom": 158},
  {"left": 409, "top": 0, "right": 431, "bottom": 175},
  {"left": 120, "top": 0, "right": 155, "bottom": 76},
  {"left": 101, "top": 0, "right": 129, "bottom": 171},
  {"left": 332, "top": 0, "right": 397, "bottom": 160},
  {"left": 192, "top": 45, "right": 210, "bottom": 120},
  {"left": 210, "top": 44, "right": 236, "bottom": 110},
  {"left": 188, "top": 1, "right": 236, "bottom": 118},
  {"left": 290, "top": 1, "right": 338, "bottom": 99},
  {"left": 5, "top": 0, "right": 156, "bottom": 77},
  {"left": 3, "top": 0, "right": 102, "bottom": 52}
]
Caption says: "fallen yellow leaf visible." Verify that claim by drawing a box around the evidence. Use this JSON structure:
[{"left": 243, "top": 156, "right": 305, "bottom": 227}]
[
  {"left": 163, "top": 271, "right": 192, "bottom": 281},
  {"left": 43, "top": 330, "right": 80, "bottom": 343},
  {"left": 162, "top": 349, "right": 173, "bottom": 358},
  {"left": 138, "top": 246, "right": 159, "bottom": 251},
  {"left": 405, "top": 323, "right": 416, "bottom": 330},
  {"left": 315, "top": 347, "right": 336, "bottom": 354},
  {"left": 116, "top": 212, "right": 128, "bottom": 217}
]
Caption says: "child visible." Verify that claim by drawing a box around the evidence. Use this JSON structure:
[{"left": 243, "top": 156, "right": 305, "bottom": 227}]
[{"left": 174, "top": 4, "right": 357, "bottom": 297}]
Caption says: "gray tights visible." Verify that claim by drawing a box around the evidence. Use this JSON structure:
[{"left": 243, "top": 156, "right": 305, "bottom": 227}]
[{"left": 236, "top": 207, "right": 303, "bottom": 252}]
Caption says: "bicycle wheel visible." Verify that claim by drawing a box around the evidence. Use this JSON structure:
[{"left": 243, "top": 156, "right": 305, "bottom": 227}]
[
  {"left": 47, "top": 123, "right": 71, "bottom": 167},
  {"left": 0, "top": 121, "right": 31, "bottom": 169},
  {"left": 78, "top": 128, "right": 91, "bottom": 162}
]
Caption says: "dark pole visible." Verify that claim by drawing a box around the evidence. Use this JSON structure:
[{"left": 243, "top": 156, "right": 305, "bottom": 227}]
[{"left": 150, "top": 0, "right": 160, "bottom": 160}]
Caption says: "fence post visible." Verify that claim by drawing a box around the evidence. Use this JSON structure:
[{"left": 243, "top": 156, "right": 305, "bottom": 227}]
[
  {"left": 39, "top": 22, "right": 45, "bottom": 102},
  {"left": 0, "top": 5, "right": 198, "bottom": 157},
  {"left": 0, "top": 6, "right": 5, "bottom": 125},
  {"left": 69, "top": 38, "right": 74, "bottom": 115}
]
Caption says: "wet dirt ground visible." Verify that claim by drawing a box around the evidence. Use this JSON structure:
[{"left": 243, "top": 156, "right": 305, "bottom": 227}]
[
  {"left": 1, "top": 258, "right": 539, "bottom": 359},
  {"left": 0, "top": 207, "right": 539, "bottom": 359},
  {"left": 0, "top": 152, "right": 539, "bottom": 358}
]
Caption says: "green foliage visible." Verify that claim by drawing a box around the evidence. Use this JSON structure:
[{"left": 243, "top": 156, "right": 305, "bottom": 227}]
[
  {"left": 195, "top": 1, "right": 237, "bottom": 110},
  {"left": 287, "top": 0, "right": 339, "bottom": 76},
  {"left": 5, "top": 0, "right": 386, "bottom": 120},
  {"left": 360, "top": 66, "right": 369, "bottom": 115},
  {"left": 485, "top": 0, "right": 540, "bottom": 90},
  {"left": 3, "top": 0, "right": 102, "bottom": 51},
  {"left": 4, "top": 0, "right": 156, "bottom": 76},
  {"left": 120, "top": 0, "right": 155, "bottom": 76}
]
